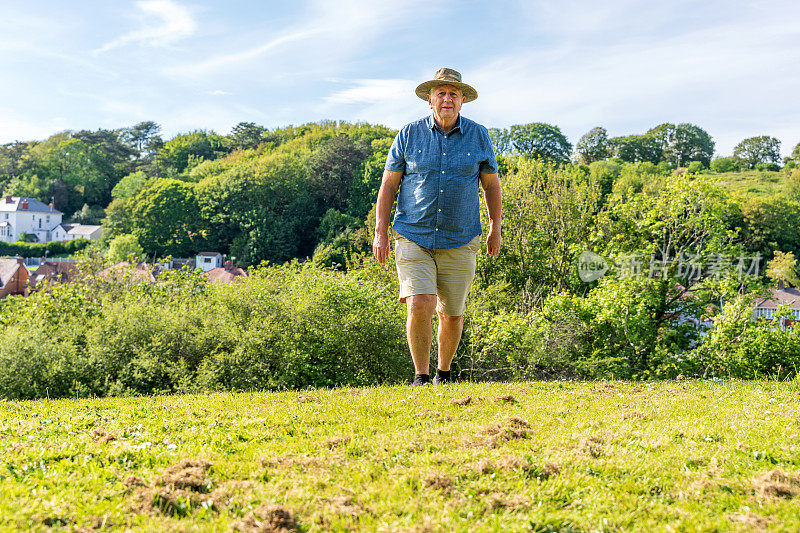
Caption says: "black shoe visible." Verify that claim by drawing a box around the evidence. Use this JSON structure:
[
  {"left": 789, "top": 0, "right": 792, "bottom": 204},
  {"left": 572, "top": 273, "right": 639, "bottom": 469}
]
[
  {"left": 413, "top": 374, "right": 431, "bottom": 386},
  {"left": 433, "top": 369, "right": 451, "bottom": 384}
]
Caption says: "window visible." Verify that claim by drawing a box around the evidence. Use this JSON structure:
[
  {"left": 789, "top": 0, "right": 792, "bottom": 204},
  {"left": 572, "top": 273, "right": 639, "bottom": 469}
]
[
  {"left": 46, "top": 215, "right": 50, "bottom": 223},
  {"left": 204, "top": 257, "right": 211, "bottom": 263},
  {"left": 757, "top": 308, "right": 775, "bottom": 319},
  {"left": 39, "top": 219, "right": 42, "bottom": 228}
]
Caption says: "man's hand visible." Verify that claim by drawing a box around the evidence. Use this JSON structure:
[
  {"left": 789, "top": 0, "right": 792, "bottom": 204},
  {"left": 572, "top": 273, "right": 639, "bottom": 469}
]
[
  {"left": 373, "top": 232, "right": 390, "bottom": 265},
  {"left": 486, "top": 225, "right": 501, "bottom": 256}
]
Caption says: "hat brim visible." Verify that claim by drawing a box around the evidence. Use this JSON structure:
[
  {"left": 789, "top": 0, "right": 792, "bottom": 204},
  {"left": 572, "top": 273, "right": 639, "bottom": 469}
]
[{"left": 415, "top": 80, "right": 477, "bottom": 103}]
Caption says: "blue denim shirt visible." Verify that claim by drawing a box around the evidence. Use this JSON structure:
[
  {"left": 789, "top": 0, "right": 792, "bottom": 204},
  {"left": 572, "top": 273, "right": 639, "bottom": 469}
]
[{"left": 385, "top": 114, "right": 498, "bottom": 250}]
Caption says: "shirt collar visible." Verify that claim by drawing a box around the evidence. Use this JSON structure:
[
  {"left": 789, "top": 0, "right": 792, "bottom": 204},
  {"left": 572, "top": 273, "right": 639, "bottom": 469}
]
[{"left": 427, "top": 114, "right": 462, "bottom": 135}]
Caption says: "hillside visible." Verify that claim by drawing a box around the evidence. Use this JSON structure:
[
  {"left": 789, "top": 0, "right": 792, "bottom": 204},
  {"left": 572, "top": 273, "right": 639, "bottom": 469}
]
[
  {"left": 2, "top": 381, "right": 800, "bottom": 531},
  {"left": 714, "top": 169, "right": 792, "bottom": 198}
]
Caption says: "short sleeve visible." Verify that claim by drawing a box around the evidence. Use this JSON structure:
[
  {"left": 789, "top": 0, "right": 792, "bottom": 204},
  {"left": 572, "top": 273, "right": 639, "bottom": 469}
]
[
  {"left": 384, "top": 131, "right": 406, "bottom": 172},
  {"left": 478, "top": 126, "right": 498, "bottom": 174}
]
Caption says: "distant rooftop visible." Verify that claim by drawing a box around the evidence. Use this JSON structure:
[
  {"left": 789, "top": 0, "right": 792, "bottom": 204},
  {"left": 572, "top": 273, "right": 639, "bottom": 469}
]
[{"left": 0, "top": 196, "right": 61, "bottom": 215}]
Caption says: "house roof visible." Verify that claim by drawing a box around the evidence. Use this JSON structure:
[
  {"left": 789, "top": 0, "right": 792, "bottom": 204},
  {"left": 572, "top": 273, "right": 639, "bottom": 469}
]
[
  {"left": 28, "top": 260, "right": 78, "bottom": 290},
  {"left": 0, "top": 197, "right": 61, "bottom": 214},
  {"left": 67, "top": 225, "right": 102, "bottom": 236},
  {"left": 56, "top": 223, "right": 77, "bottom": 232},
  {"left": 204, "top": 266, "right": 247, "bottom": 283},
  {"left": 755, "top": 287, "right": 800, "bottom": 309},
  {"left": 0, "top": 258, "right": 27, "bottom": 287},
  {"left": 98, "top": 261, "right": 156, "bottom": 283},
  {"left": 197, "top": 251, "right": 222, "bottom": 257}
]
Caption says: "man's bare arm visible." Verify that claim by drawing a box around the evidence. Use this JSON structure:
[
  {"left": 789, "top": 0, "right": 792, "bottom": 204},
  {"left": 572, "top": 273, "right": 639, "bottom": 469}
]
[
  {"left": 373, "top": 169, "right": 403, "bottom": 265},
  {"left": 480, "top": 171, "right": 502, "bottom": 256}
]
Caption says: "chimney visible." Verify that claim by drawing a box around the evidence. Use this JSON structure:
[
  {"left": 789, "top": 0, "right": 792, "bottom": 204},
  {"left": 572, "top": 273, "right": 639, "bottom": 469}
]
[
  {"left": 20, "top": 199, "right": 28, "bottom": 210},
  {"left": 778, "top": 279, "right": 785, "bottom": 290},
  {"left": 5, "top": 195, "right": 11, "bottom": 204},
  {"left": 16, "top": 256, "right": 23, "bottom": 265},
  {"left": 49, "top": 201, "right": 55, "bottom": 210},
  {"left": 224, "top": 260, "right": 232, "bottom": 271}
]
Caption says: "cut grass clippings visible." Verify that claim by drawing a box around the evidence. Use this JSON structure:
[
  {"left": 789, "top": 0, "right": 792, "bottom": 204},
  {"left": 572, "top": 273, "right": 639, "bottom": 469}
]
[{"left": 2, "top": 380, "right": 800, "bottom": 531}]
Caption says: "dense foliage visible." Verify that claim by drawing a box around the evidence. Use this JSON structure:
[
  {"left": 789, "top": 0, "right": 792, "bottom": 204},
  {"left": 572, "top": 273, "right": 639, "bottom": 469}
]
[
  {"left": 0, "top": 261, "right": 407, "bottom": 400},
  {"left": 2, "top": 118, "right": 800, "bottom": 399}
]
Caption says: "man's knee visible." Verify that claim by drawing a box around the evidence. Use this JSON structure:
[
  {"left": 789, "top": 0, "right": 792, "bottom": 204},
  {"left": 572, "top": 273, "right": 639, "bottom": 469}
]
[
  {"left": 437, "top": 311, "right": 463, "bottom": 326},
  {"left": 407, "top": 294, "right": 437, "bottom": 317}
]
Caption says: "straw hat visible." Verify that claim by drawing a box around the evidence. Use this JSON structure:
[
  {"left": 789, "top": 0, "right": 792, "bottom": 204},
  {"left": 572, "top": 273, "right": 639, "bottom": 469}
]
[{"left": 415, "top": 67, "right": 477, "bottom": 102}]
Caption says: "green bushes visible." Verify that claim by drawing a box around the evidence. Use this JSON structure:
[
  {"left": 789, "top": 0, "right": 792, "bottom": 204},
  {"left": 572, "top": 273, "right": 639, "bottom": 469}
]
[
  {"left": 0, "top": 263, "right": 409, "bottom": 400},
  {"left": 0, "top": 238, "right": 90, "bottom": 258},
  {"left": 688, "top": 296, "right": 800, "bottom": 379}
]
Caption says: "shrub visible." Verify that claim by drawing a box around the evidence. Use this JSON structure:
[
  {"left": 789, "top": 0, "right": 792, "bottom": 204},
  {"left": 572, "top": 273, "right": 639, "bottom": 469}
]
[
  {"left": 710, "top": 156, "right": 742, "bottom": 173},
  {"left": 0, "top": 262, "right": 409, "bottom": 400},
  {"left": 689, "top": 296, "right": 800, "bottom": 379},
  {"left": 756, "top": 162, "right": 781, "bottom": 172},
  {"left": 686, "top": 161, "right": 705, "bottom": 174}
]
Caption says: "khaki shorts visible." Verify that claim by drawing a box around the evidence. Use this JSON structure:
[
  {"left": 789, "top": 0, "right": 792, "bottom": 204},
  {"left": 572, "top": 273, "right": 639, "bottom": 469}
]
[{"left": 394, "top": 234, "right": 480, "bottom": 316}]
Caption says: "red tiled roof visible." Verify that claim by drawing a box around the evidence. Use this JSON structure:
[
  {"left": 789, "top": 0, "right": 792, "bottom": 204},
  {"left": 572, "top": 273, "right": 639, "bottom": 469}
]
[
  {"left": 755, "top": 287, "right": 800, "bottom": 309},
  {"left": 204, "top": 266, "right": 247, "bottom": 283}
]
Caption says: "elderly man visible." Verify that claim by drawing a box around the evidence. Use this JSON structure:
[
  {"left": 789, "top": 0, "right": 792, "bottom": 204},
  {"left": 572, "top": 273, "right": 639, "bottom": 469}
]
[{"left": 373, "top": 68, "right": 502, "bottom": 386}]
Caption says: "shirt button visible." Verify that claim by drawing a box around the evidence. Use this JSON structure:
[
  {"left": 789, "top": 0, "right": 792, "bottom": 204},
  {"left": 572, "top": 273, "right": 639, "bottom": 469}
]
[
  {"left": 435, "top": 228, "right": 439, "bottom": 231},
  {"left": 442, "top": 152, "right": 446, "bottom": 155},
  {"left": 440, "top": 189, "right": 443, "bottom": 192},
  {"left": 438, "top": 209, "right": 441, "bottom": 212},
  {"left": 441, "top": 171, "right": 444, "bottom": 174}
]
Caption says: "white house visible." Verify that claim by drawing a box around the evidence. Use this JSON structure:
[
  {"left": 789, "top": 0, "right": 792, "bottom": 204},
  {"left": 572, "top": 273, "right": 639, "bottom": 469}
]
[
  {"left": 753, "top": 287, "right": 800, "bottom": 330},
  {"left": 0, "top": 196, "right": 62, "bottom": 243},
  {"left": 52, "top": 223, "right": 103, "bottom": 242},
  {"left": 195, "top": 252, "right": 223, "bottom": 272}
]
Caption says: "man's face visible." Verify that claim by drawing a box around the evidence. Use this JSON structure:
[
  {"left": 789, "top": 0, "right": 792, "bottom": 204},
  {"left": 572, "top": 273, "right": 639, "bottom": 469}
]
[{"left": 428, "top": 84, "right": 465, "bottom": 122}]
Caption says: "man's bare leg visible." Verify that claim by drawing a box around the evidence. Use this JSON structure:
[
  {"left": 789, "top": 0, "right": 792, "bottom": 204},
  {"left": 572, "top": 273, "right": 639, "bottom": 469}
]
[
  {"left": 437, "top": 311, "right": 463, "bottom": 372},
  {"left": 406, "top": 294, "right": 437, "bottom": 374}
]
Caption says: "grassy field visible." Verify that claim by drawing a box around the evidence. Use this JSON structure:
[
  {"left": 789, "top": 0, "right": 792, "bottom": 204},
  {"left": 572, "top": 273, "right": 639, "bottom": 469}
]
[
  {"left": 2, "top": 381, "right": 800, "bottom": 532},
  {"left": 713, "top": 170, "right": 788, "bottom": 198}
]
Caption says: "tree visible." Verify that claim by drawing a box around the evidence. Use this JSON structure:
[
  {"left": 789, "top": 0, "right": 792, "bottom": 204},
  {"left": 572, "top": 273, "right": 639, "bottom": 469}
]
[
  {"left": 488, "top": 128, "right": 512, "bottom": 155},
  {"left": 107, "top": 234, "right": 144, "bottom": 263},
  {"left": 791, "top": 141, "right": 800, "bottom": 163},
  {"left": 733, "top": 136, "right": 781, "bottom": 169},
  {"left": 306, "top": 134, "right": 368, "bottom": 212},
  {"left": 121, "top": 121, "right": 161, "bottom": 157},
  {"left": 509, "top": 123, "right": 571, "bottom": 163},
  {"left": 608, "top": 134, "right": 662, "bottom": 164},
  {"left": 157, "top": 130, "right": 228, "bottom": 174},
  {"left": 575, "top": 127, "right": 610, "bottom": 164},
  {"left": 766, "top": 251, "right": 800, "bottom": 288},
  {"left": 480, "top": 159, "right": 600, "bottom": 303},
  {"left": 229, "top": 122, "right": 265, "bottom": 151},
  {"left": 593, "top": 174, "right": 743, "bottom": 375},
  {"left": 130, "top": 179, "right": 201, "bottom": 257},
  {"left": 111, "top": 171, "right": 150, "bottom": 201},
  {"left": 647, "top": 123, "right": 714, "bottom": 167}
]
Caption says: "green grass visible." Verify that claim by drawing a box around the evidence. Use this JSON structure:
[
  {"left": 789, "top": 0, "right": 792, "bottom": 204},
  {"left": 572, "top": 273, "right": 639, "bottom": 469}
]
[
  {"left": 713, "top": 170, "right": 787, "bottom": 198},
  {"left": 2, "top": 381, "right": 800, "bottom": 532}
]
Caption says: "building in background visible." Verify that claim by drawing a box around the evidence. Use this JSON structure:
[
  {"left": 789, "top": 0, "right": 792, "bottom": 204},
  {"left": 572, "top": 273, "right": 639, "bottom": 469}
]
[
  {"left": 52, "top": 223, "right": 103, "bottom": 241},
  {"left": 195, "top": 252, "right": 223, "bottom": 272},
  {"left": 0, "top": 196, "right": 62, "bottom": 243},
  {"left": 0, "top": 257, "right": 31, "bottom": 297},
  {"left": 753, "top": 287, "right": 800, "bottom": 330}
]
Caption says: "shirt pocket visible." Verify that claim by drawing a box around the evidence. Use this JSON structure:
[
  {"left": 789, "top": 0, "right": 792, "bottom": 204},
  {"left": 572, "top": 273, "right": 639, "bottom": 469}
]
[
  {"left": 406, "top": 149, "right": 429, "bottom": 174},
  {"left": 454, "top": 150, "right": 479, "bottom": 176}
]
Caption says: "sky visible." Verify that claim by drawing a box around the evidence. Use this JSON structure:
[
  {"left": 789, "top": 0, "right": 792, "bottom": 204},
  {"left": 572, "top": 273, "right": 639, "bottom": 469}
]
[{"left": 1, "top": 0, "right": 799, "bottom": 157}]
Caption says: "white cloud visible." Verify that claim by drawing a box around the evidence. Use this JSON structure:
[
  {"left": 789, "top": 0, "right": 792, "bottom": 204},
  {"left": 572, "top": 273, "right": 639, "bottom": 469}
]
[
  {"left": 324, "top": 79, "right": 415, "bottom": 105},
  {"left": 94, "top": 0, "right": 197, "bottom": 54},
  {"left": 469, "top": 1, "right": 800, "bottom": 156},
  {"left": 165, "top": 0, "right": 434, "bottom": 79},
  {"left": 207, "top": 90, "right": 232, "bottom": 96}
]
